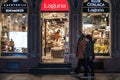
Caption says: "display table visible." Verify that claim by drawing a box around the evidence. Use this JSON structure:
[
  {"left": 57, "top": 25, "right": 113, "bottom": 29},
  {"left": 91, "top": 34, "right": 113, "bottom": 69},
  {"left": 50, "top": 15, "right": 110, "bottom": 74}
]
[{"left": 51, "top": 48, "right": 64, "bottom": 58}]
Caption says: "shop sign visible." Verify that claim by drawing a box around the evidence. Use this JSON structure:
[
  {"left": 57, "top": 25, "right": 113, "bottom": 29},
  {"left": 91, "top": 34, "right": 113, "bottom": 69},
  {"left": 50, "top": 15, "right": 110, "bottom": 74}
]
[
  {"left": 41, "top": 0, "right": 69, "bottom": 11},
  {"left": 83, "top": 0, "right": 109, "bottom": 13},
  {"left": 83, "top": 7, "right": 109, "bottom": 13},
  {"left": 1, "top": 0, "right": 27, "bottom": 13}
]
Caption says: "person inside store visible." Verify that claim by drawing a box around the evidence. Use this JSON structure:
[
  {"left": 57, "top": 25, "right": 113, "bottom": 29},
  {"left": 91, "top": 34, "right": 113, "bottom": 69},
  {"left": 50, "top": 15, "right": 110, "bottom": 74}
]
[
  {"left": 1, "top": 39, "right": 8, "bottom": 51},
  {"left": 8, "top": 39, "right": 15, "bottom": 52},
  {"left": 92, "top": 28, "right": 99, "bottom": 39},
  {"left": 81, "top": 34, "right": 95, "bottom": 78},
  {"left": 2, "top": 26, "right": 9, "bottom": 37},
  {"left": 19, "top": 24, "right": 26, "bottom": 32},
  {"left": 54, "top": 29, "right": 60, "bottom": 42},
  {"left": 70, "top": 30, "right": 87, "bottom": 77},
  {"left": 21, "top": 26, "right": 26, "bottom": 32}
]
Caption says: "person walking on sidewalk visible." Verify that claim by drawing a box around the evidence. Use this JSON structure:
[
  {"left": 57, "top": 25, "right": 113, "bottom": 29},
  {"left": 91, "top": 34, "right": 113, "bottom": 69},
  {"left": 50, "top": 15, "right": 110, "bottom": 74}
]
[
  {"left": 70, "top": 30, "right": 87, "bottom": 76},
  {"left": 81, "top": 34, "right": 95, "bottom": 78}
]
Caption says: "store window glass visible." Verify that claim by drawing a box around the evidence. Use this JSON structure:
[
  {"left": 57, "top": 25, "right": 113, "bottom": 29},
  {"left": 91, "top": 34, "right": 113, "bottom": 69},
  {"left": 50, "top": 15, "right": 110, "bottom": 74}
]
[
  {"left": 0, "top": 0, "right": 28, "bottom": 56},
  {"left": 82, "top": 0, "right": 111, "bottom": 56},
  {"left": 41, "top": 12, "right": 69, "bottom": 63}
]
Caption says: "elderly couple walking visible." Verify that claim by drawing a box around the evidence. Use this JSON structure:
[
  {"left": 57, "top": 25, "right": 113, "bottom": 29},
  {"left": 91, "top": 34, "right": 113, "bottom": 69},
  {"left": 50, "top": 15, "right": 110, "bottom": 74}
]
[{"left": 71, "top": 30, "right": 95, "bottom": 79}]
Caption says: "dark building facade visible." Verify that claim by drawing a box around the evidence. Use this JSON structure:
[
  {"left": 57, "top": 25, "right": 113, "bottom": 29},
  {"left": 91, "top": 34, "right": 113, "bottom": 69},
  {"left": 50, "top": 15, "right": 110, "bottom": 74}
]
[{"left": 0, "top": 0, "right": 120, "bottom": 73}]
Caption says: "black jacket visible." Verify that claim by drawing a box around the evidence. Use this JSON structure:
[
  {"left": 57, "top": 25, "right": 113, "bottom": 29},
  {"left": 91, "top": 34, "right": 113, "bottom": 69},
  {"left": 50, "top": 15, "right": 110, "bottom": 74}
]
[{"left": 84, "top": 41, "right": 95, "bottom": 59}]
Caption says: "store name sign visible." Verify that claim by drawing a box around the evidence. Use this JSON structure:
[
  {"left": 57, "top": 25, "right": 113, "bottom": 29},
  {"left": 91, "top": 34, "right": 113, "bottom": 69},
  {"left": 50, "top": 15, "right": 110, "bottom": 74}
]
[
  {"left": 91, "top": 0, "right": 101, "bottom": 2},
  {"left": 3, "top": 4, "right": 27, "bottom": 7},
  {"left": 88, "top": 8, "right": 104, "bottom": 12},
  {"left": 5, "top": 9, "right": 24, "bottom": 13},
  {"left": 43, "top": 4, "right": 66, "bottom": 9},
  {"left": 1, "top": 0, "right": 27, "bottom": 13},
  {"left": 41, "top": 0, "right": 69, "bottom": 11},
  {"left": 87, "top": 2, "right": 105, "bottom": 7},
  {"left": 83, "top": 0, "right": 109, "bottom": 13},
  {"left": 86, "top": 0, "right": 105, "bottom": 7}
]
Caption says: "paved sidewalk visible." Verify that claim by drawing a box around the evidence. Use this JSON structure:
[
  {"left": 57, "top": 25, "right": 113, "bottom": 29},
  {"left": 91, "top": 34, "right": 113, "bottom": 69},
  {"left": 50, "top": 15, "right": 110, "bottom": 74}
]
[{"left": 0, "top": 73, "right": 120, "bottom": 80}]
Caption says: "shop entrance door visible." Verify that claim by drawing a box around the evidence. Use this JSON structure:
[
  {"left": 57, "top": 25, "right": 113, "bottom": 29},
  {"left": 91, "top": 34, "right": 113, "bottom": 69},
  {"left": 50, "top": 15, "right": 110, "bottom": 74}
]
[{"left": 41, "top": 12, "right": 69, "bottom": 63}]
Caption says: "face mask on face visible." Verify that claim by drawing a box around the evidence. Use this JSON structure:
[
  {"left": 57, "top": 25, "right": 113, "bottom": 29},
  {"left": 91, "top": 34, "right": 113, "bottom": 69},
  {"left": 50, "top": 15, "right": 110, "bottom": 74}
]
[{"left": 77, "top": 34, "right": 81, "bottom": 39}]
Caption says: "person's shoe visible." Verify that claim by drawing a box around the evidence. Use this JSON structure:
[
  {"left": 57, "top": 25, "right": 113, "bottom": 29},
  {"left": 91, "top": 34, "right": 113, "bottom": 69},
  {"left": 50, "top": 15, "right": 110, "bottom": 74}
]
[
  {"left": 81, "top": 75, "right": 88, "bottom": 78},
  {"left": 90, "top": 76, "right": 95, "bottom": 78},
  {"left": 70, "top": 71, "right": 76, "bottom": 75},
  {"left": 70, "top": 72, "right": 78, "bottom": 77}
]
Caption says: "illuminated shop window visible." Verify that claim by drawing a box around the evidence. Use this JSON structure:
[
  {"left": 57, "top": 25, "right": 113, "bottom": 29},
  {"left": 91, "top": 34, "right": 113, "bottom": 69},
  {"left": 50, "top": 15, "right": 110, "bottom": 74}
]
[
  {"left": 82, "top": 0, "right": 111, "bottom": 56},
  {"left": 41, "top": 12, "right": 69, "bottom": 63},
  {"left": 41, "top": 0, "right": 69, "bottom": 63},
  {"left": 0, "top": 0, "right": 28, "bottom": 55}
]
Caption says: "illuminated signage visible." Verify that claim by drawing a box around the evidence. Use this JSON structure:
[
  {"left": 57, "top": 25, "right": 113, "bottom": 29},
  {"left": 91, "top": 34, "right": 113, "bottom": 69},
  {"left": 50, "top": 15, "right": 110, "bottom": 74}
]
[
  {"left": 83, "top": 0, "right": 109, "bottom": 13},
  {"left": 86, "top": 2, "right": 105, "bottom": 7},
  {"left": 5, "top": 9, "right": 25, "bottom": 12},
  {"left": 41, "top": 0, "right": 69, "bottom": 11},
  {"left": 1, "top": 0, "right": 27, "bottom": 13},
  {"left": 3, "top": 4, "right": 27, "bottom": 7}
]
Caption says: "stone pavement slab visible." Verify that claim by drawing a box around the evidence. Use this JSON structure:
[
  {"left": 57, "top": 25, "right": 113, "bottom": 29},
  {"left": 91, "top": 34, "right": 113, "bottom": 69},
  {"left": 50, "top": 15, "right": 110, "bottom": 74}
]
[{"left": 0, "top": 73, "right": 120, "bottom": 80}]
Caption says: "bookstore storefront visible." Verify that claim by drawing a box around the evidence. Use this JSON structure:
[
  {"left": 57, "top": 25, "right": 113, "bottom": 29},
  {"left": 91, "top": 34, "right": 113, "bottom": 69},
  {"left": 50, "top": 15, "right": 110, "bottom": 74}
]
[
  {"left": 0, "top": 0, "right": 28, "bottom": 56},
  {"left": 82, "top": 0, "right": 111, "bottom": 57},
  {"left": 40, "top": 0, "right": 69, "bottom": 63},
  {"left": 0, "top": 0, "right": 39, "bottom": 72},
  {"left": 40, "top": 0, "right": 111, "bottom": 64},
  {"left": 0, "top": 0, "right": 70, "bottom": 72},
  {"left": 1, "top": 0, "right": 119, "bottom": 73}
]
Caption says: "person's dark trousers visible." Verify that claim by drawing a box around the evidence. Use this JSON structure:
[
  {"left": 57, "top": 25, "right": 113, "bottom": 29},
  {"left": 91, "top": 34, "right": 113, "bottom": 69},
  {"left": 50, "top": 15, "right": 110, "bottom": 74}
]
[
  {"left": 74, "top": 59, "right": 85, "bottom": 74},
  {"left": 84, "top": 58, "right": 95, "bottom": 76}
]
